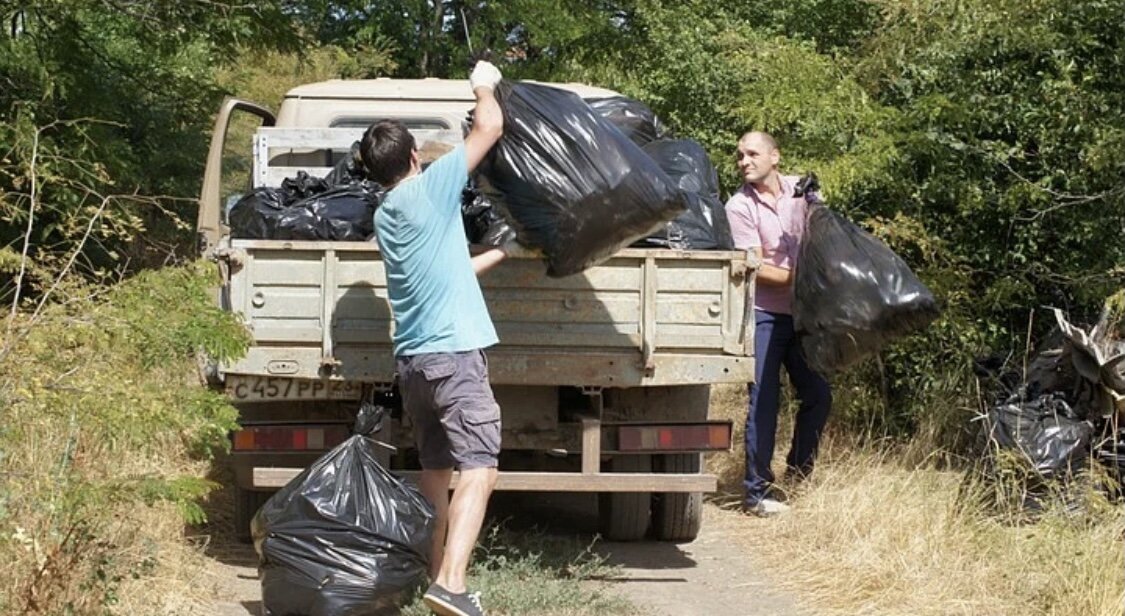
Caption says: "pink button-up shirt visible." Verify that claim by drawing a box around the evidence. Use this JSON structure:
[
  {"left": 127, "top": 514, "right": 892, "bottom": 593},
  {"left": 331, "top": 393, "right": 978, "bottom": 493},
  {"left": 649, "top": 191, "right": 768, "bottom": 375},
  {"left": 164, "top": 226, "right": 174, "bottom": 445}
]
[{"left": 724, "top": 175, "right": 812, "bottom": 315}]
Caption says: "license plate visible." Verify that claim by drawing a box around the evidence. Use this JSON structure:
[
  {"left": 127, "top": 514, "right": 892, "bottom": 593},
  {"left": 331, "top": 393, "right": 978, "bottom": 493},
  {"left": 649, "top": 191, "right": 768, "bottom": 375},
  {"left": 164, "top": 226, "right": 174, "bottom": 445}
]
[{"left": 226, "top": 376, "right": 361, "bottom": 402}]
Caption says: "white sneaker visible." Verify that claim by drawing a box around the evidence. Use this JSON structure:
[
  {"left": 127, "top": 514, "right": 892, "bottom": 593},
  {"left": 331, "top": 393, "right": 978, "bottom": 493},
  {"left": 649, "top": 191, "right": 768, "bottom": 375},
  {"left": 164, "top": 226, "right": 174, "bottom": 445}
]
[{"left": 746, "top": 498, "right": 790, "bottom": 517}]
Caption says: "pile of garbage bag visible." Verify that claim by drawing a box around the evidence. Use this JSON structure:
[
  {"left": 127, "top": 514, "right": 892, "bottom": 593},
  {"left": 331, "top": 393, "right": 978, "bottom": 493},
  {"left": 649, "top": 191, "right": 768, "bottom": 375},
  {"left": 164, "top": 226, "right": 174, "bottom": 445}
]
[
  {"left": 229, "top": 144, "right": 383, "bottom": 242},
  {"left": 979, "top": 307, "right": 1125, "bottom": 498},
  {"left": 792, "top": 179, "right": 941, "bottom": 374},
  {"left": 637, "top": 139, "right": 734, "bottom": 251},
  {"left": 588, "top": 96, "right": 668, "bottom": 146},
  {"left": 229, "top": 87, "right": 738, "bottom": 272},
  {"left": 252, "top": 405, "right": 434, "bottom": 616},
  {"left": 474, "top": 81, "right": 688, "bottom": 277}
]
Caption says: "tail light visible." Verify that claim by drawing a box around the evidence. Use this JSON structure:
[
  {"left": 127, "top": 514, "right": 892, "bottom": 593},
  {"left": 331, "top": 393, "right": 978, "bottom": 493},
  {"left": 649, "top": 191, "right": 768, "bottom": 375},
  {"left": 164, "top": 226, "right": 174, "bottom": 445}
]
[
  {"left": 614, "top": 422, "right": 732, "bottom": 453},
  {"left": 232, "top": 424, "right": 350, "bottom": 451}
]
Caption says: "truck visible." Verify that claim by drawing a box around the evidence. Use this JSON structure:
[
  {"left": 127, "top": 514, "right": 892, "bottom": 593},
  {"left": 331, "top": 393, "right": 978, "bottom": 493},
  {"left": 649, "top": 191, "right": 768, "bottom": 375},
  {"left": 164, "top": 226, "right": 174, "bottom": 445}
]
[{"left": 197, "top": 78, "right": 758, "bottom": 543}]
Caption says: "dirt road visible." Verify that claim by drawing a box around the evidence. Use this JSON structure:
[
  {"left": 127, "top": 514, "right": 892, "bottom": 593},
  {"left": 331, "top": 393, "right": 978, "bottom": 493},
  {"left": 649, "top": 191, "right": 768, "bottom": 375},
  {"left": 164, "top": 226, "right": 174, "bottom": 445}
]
[{"left": 206, "top": 492, "right": 804, "bottom": 616}]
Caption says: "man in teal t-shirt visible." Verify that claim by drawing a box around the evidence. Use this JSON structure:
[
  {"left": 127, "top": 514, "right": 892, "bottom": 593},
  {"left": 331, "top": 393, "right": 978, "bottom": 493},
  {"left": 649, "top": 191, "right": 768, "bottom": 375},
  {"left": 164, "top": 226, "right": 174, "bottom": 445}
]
[{"left": 361, "top": 61, "right": 519, "bottom": 616}]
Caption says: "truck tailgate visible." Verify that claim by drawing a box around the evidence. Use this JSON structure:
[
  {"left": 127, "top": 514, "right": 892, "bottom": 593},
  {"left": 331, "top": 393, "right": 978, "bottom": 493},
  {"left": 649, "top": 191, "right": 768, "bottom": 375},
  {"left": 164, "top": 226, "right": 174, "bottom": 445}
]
[{"left": 221, "top": 239, "right": 753, "bottom": 387}]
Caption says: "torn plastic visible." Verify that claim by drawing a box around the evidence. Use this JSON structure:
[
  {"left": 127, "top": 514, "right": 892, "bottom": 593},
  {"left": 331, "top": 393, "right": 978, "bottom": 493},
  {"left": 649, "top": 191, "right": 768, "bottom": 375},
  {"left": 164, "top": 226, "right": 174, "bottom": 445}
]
[
  {"left": 253, "top": 407, "right": 434, "bottom": 616},
  {"left": 588, "top": 96, "right": 668, "bottom": 146},
  {"left": 980, "top": 307, "right": 1125, "bottom": 500},
  {"left": 793, "top": 204, "right": 940, "bottom": 374},
  {"left": 638, "top": 139, "right": 733, "bottom": 250},
  {"left": 476, "top": 81, "right": 686, "bottom": 277}
]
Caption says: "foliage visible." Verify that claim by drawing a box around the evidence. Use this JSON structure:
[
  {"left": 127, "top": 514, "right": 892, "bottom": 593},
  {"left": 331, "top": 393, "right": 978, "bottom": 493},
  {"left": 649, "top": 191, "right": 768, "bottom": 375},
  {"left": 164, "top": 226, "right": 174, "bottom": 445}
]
[{"left": 0, "top": 261, "right": 247, "bottom": 614}]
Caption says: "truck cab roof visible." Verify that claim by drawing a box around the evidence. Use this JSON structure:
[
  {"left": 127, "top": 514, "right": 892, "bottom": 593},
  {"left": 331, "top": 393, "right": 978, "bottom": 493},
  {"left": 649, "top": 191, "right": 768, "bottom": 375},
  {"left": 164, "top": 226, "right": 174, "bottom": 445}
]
[{"left": 275, "top": 78, "right": 625, "bottom": 129}]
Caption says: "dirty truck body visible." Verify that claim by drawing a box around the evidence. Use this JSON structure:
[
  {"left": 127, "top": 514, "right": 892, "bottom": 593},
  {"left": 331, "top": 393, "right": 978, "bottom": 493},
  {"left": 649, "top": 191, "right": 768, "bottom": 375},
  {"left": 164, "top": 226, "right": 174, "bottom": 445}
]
[{"left": 198, "top": 79, "right": 757, "bottom": 542}]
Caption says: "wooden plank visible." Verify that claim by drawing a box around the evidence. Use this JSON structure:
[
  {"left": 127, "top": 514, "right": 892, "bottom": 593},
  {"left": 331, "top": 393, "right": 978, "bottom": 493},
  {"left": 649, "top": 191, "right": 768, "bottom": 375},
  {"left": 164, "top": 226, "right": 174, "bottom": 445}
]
[
  {"left": 487, "top": 296, "right": 641, "bottom": 324},
  {"left": 641, "top": 256, "right": 658, "bottom": 372},
  {"left": 257, "top": 127, "right": 460, "bottom": 150},
  {"left": 251, "top": 324, "right": 323, "bottom": 344},
  {"left": 249, "top": 289, "right": 322, "bottom": 319},
  {"left": 331, "top": 288, "right": 391, "bottom": 319},
  {"left": 491, "top": 325, "right": 641, "bottom": 349},
  {"left": 253, "top": 468, "right": 716, "bottom": 492},
  {"left": 480, "top": 263, "right": 642, "bottom": 291},
  {"left": 581, "top": 418, "right": 601, "bottom": 475},
  {"left": 656, "top": 296, "right": 724, "bottom": 324},
  {"left": 655, "top": 266, "right": 725, "bottom": 292},
  {"left": 249, "top": 253, "right": 325, "bottom": 284}
]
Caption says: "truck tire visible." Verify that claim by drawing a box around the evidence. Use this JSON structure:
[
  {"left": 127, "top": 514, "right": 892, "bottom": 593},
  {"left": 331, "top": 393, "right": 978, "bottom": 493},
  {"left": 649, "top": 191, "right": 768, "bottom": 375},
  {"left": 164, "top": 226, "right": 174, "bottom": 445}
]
[
  {"left": 653, "top": 453, "right": 703, "bottom": 542},
  {"left": 598, "top": 454, "right": 652, "bottom": 541},
  {"left": 234, "top": 487, "right": 271, "bottom": 544}
]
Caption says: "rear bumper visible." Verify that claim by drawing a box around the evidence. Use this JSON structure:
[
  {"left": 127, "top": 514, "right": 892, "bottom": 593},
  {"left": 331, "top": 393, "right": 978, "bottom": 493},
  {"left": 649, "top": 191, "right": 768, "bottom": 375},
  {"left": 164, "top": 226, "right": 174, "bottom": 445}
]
[{"left": 250, "top": 467, "right": 716, "bottom": 493}]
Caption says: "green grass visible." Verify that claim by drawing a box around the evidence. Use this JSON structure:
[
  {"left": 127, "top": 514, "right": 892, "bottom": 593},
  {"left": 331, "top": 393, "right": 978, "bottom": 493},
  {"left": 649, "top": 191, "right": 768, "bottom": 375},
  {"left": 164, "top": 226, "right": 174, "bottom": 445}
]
[{"left": 401, "top": 524, "right": 633, "bottom": 616}]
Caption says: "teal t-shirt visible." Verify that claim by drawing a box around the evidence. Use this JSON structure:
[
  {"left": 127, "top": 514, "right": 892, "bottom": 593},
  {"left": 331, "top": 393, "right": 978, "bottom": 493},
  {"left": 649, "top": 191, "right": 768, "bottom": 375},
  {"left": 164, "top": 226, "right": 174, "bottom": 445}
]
[{"left": 374, "top": 145, "right": 499, "bottom": 356}]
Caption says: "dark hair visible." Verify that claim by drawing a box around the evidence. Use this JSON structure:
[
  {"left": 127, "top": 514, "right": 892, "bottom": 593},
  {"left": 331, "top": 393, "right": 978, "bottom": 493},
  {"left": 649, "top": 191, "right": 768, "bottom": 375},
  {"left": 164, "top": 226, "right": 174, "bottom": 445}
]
[{"left": 360, "top": 120, "right": 416, "bottom": 186}]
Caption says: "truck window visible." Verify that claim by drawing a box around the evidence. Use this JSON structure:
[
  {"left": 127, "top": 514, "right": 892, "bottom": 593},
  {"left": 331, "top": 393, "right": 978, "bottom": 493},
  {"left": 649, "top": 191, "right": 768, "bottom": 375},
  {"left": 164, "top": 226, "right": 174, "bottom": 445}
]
[{"left": 319, "top": 118, "right": 455, "bottom": 166}]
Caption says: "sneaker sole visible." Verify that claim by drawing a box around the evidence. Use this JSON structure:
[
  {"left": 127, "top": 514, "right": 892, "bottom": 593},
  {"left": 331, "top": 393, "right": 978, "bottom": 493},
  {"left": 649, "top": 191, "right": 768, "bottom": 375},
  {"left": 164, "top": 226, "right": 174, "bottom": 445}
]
[{"left": 423, "top": 594, "right": 472, "bottom": 616}]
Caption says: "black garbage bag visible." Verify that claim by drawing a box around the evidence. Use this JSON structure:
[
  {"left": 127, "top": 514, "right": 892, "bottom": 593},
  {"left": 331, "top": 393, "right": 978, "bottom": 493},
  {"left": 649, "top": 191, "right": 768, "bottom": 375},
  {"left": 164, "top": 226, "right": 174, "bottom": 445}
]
[
  {"left": 638, "top": 139, "right": 733, "bottom": 250},
  {"left": 230, "top": 161, "right": 383, "bottom": 241},
  {"left": 793, "top": 205, "right": 940, "bottom": 374},
  {"left": 987, "top": 392, "right": 1094, "bottom": 477},
  {"left": 252, "top": 408, "right": 434, "bottom": 616},
  {"left": 588, "top": 96, "right": 668, "bottom": 146},
  {"left": 274, "top": 183, "right": 383, "bottom": 242},
  {"left": 462, "top": 185, "right": 516, "bottom": 247},
  {"left": 324, "top": 141, "right": 368, "bottom": 186},
  {"left": 228, "top": 187, "right": 290, "bottom": 240},
  {"left": 476, "top": 81, "right": 687, "bottom": 277},
  {"left": 282, "top": 170, "right": 332, "bottom": 200}
]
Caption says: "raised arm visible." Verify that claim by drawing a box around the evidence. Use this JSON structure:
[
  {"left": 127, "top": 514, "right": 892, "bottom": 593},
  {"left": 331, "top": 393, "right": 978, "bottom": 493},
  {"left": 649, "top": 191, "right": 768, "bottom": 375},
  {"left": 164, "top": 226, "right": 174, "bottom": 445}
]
[{"left": 464, "top": 61, "right": 504, "bottom": 173}]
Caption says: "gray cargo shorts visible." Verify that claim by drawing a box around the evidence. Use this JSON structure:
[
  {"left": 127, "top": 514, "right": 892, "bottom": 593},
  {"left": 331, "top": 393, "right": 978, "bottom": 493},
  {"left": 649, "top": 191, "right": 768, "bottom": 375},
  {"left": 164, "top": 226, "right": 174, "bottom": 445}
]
[{"left": 396, "top": 349, "right": 501, "bottom": 470}]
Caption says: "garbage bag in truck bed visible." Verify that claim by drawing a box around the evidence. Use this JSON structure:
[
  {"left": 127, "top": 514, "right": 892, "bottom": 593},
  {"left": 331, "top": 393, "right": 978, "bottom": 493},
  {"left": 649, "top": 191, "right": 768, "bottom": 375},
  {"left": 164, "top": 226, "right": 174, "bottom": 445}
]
[
  {"left": 475, "top": 80, "right": 687, "bottom": 277},
  {"left": 587, "top": 96, "right": 668, "bottom": 146},
  {"left": 639, "top": 139, "right": 733, "bottom": 250}
]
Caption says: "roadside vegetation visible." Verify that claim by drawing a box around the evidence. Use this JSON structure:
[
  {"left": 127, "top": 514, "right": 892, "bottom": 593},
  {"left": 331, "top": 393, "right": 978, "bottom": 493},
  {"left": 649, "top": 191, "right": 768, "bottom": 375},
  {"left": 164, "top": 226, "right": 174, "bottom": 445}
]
[
  {"left": 2, "top": 1, "right": 1123, "bottom": 613},
  {"left": 710, "top": 384, "right": 1125, "bottom": 616}
]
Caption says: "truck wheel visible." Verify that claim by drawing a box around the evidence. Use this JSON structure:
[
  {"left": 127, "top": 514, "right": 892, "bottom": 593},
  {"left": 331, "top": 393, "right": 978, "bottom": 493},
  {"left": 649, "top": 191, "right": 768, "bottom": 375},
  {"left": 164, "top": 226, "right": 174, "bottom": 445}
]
[
  {"left": 653, "top": 454, "right": 703, "bottom": 542},
  {"left": 598, "top": 454, "right": 652, "bottom": 541},
  {"left": 234, "top": 487, "right": 271, "bottom": 544}
]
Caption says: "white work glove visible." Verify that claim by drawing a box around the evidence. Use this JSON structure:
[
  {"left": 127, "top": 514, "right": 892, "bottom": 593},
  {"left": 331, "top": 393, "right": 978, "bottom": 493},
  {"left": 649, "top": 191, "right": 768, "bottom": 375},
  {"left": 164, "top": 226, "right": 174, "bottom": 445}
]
[{"left": 469, "top": 60, "right": 502, "bottom": 91}]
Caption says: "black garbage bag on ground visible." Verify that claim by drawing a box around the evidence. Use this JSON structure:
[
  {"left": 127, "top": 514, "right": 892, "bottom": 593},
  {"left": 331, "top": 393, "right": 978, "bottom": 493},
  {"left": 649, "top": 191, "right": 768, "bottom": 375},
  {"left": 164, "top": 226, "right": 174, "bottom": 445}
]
[
  {"left": 987, "top": 392, "right": 1094, "bottom": 477},
  {"left": 638, "top": 139, "right": 733, "bottom": 250},
  {"left": 587, "top": 96, "right": 668, "bottom": 146},
  {"left": 793, "top": 205, "right": 940, "bottom": 374},
  {"left": 252, "top": 407, "right": 434, "bottom": 616},
  {"left": 476, "top": 81, "right": 687, "bottom": 277}
]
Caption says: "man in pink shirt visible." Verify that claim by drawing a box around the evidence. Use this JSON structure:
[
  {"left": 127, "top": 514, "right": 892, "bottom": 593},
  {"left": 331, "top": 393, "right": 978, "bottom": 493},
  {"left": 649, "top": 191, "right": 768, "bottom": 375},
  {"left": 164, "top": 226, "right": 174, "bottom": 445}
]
[{"left": 724, "top": 131, "right": 832, "bottom": 516}]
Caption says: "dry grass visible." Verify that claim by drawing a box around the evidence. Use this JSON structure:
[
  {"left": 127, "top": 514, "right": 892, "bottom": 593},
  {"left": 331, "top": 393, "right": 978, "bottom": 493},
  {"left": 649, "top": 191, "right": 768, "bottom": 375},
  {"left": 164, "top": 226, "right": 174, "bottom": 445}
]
[
  {"left": 0, "top": 264, "right": 245, "bottom": 614},
  {"left": 706, "top": 385, "right": 1125, "bottom": 616}
]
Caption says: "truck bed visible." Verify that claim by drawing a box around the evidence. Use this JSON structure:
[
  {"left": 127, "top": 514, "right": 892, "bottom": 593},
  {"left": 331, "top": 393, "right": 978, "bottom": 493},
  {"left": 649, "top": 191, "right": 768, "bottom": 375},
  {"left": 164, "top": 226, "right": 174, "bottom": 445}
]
[{"left": 220, "top": 239, "right": 754, "bottom": 388}]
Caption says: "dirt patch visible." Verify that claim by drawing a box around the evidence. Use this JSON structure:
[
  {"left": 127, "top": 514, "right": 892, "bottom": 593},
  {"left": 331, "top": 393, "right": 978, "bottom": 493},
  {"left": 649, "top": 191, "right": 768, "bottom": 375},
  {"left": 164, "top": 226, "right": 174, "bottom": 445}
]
[
  {"left": 596, "top": 503, "right": 806, "bottom": 616},
  {"left": 202, "top": 489, "right": 806, "bottom": 615}
]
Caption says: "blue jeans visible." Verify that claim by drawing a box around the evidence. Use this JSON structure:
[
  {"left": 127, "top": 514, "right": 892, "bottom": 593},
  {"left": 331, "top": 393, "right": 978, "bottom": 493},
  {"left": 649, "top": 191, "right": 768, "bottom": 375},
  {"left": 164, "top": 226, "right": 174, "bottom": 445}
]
[{"left": 745, "top": 310, "right": 832, "bottom": 506}]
